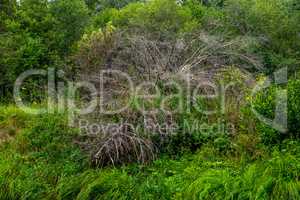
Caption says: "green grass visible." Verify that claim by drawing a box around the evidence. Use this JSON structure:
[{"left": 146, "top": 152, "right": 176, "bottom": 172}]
[{"left": 0, "top": 106, "right": 300, "bottom": 199}]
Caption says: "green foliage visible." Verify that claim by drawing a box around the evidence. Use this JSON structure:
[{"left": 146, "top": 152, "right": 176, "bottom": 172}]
[
  {"left": 163, "top": 117, "right": 231, "bottom": 156},
  {"left": 287, "top": 79, "right": 300, "bottom": 135},
  {"left": 0, "top": 108, "right": 88, "bottom": 199},
  {"left": 92, "top": 8, "right": 119, "bottom": 28},
  {"left": 0, "top": 0, "right": 89, "bottom": 100},
  {"left": 251, "top": 84, "right": 281, "bottom": 144},
  {"left": 184, "top": 151, "right": 300, "bottom": 200},
  {"left": 85, "top": 0, "right": 139, "bottom": 12},
  {"left": 50, "top": 0, "right": 90, "bottom": 55},
  {"left": 74, "top": 23, "right": 116, "bottom": 70},
  {"left": 1, "top": 0, "right": 300, "bottom": 199},
  {"left": 251, "top": 79, "right": 300, "bottom": 144},
  {"left": 0, "top": 0, "right": 17, "bottom": 32},
  {"left": 0, "top": 0, "right": 52, "bottom": 91},
  {"left": 0, "top": 106, "right": 300, "bottom": 199},
  {"left": 94, "top": 0, "right": 199, "bottom": 38},
  {"left": 225, "top": 0, "right": 300, "bottom": 73},
  {"left": 13, "top": 0, "right": 89, "bottom": 54},
  {"left": 58, "top": 170, "right": 136, "bottom": 200}
]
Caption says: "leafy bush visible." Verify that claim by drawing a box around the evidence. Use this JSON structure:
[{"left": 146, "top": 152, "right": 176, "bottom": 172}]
[
  {"left": 0, "top": 0, "right": 90, "bottom": 101},
  {"left": 287, "top": 79, "right": 300, "bottom": 135},
  {"left": 0, "top": 109, "right": 88, "bottom": 199},
  {"left": 49, "top": 0, "right": 90, "bottom": 55},
  {"left": 252, "top": 79, "right": 300, "bottom": 144},
  {"left": 93, "top": 0, "right": 199, "bottom": 38},
  {"left": 73, "top": 23, "right": 116, "bottom": 72},
  {"left": 225, "top": 0, "right": 300, "bottom": 73}
]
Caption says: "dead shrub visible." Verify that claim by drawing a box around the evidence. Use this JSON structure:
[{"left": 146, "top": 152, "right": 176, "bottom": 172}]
[{"left": 86, "top": 125, "right": 156, "bottom": 167}]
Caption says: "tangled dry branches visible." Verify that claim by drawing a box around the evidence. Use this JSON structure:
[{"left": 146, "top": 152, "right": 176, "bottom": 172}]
[{"left": 82, "top": 125, "right": 156, "bottom": 167}]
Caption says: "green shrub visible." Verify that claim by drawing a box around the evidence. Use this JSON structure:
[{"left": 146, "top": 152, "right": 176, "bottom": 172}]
[
  {"left": 93, "top": 0, "right": 199, "bottom": 38},
  {"left": 225, "top": 0, "right": 299, "bottom": 49},
  {"left": 0, "top": 109, "right": 88, "bottom": 199},
  {"left": 183, "top": 151, "right": 300, "bottom": 200},
  {"left": 251, "top": 85, "right": 282, "bottom": 144},
  {"left": 251, "top": 79, "right": 300, "bottom": 144},
  {"left": 287, "top": 79, "right": 300, "bottom": 135},
  {"left": 225, "top": 0, "right": 300, "bottom": 73}
]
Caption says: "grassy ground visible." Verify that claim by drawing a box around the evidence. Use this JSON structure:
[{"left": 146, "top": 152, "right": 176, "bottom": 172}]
[{"left": 0, "top": 106, "right": 300, "bottom": 200}]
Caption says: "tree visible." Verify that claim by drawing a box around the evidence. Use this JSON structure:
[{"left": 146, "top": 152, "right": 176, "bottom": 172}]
[
  {"left": 0, "top": 0, "right": 17, "bottom": 32},
  {"left": 93, "top": 0, "right": 199, "bottom": 40},
  {"left": 85, "top": 0, "right": 139, "bottom": 11},
  {"left": 0, "top": 0, "right": 90, "bottom": 101},
  {"left": 50, "top": 0, "right": 90, "bottom": 55}
]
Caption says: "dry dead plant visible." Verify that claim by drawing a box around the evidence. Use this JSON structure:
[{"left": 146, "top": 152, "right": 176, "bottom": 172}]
[
  {"left": 70, "top": 29, "right": 262, "bottom": 166},
  {"left": 80, "top": 124, "right": 156, "bottom": 167}
]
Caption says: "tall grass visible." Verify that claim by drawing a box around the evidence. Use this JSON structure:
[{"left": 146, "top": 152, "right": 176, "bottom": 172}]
[{"left": 0, "top": 106, "right": 300, "bottom": 200}]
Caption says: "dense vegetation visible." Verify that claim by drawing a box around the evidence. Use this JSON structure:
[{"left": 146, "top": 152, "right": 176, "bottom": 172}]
[{"left": 0, "top": 0, "right": 300, "bottom": 199}]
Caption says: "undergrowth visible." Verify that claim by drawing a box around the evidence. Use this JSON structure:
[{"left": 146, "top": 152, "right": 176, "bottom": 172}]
[{"left": 0, "top": 106, "right": 300, "bottom": 200}]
